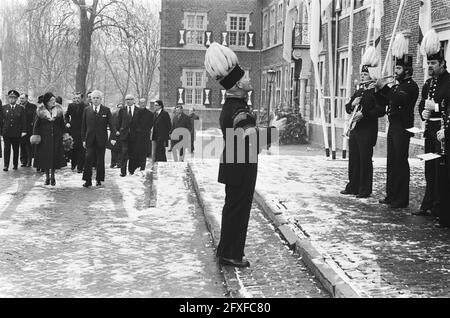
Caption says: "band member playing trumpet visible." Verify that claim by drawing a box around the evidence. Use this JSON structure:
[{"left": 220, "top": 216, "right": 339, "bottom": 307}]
[
  {"left": 375, "top": 33, "right": 419, "bottom": 209},
  {"left": 420, "top": 29, "right": 450, "bottom": 227},
  {"left": 341, "top": 47, "right": 385, "bottom": 198},
  {"left": 415, "top": 29, "right": 450, "bottom": 217}
]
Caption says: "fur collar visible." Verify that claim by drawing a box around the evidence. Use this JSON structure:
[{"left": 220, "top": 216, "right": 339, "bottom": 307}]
[{"left": 36, "top": 103, "right": 63, "bottom": 121}]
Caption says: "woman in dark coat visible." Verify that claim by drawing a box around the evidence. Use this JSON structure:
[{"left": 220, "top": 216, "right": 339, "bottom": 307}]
[{"left": 33, "top": 92, "right": 67, "bottom": 185}]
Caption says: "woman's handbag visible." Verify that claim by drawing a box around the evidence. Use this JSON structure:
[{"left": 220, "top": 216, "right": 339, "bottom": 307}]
[{"left": 30, "top": 135, "right": 41, "bottom": 145}]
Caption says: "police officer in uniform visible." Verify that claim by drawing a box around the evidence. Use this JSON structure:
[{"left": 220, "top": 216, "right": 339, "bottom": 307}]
[
  {"left": 204, "top": 42, "right": 286, "bottom": 268},
  {"left": 0, "top": 90, "right": 27, "bottom": 171},
  {"left": 376, "top": 33, "right": 419, "bottom": 209},
  {"left": 341, "top": 47, "right": 385, "bottom": 198},
  {"left": 415, "top": 29, "right": 450, "bottom": 216}
]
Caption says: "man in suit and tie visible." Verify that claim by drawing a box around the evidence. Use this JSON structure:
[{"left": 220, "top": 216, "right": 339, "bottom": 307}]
[
  {"left": 117, "top": 94, "right": 142, "bottom": 176},
  {"left": 18, "top": 94, "right": 37, "bottom": 167},
  {"left": 65, "top": 92, "right": 87, "bottom": 173},
  {"left": 81, "top": 90, "right": 115, "bottom": 187},
  {"left": 151, "top": 100, "right": 171, "bottom": 162},
  {"left": 0, "top": 90, "right": 27, "bottom": 171}
]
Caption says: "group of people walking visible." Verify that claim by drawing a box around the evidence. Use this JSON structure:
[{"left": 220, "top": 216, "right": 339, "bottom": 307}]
[
  {"left": 340, "top": 29, "right": 450, "bottom": 228},
  {"left": 0, "top": 89, "right": 200, "bottom": 187}
]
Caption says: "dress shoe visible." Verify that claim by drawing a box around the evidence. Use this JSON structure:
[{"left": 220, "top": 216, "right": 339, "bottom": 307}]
[
  {"left": 140, "top": 168, "right": 145, "bottom": 171},
  {"left": 218, "top": 257, "right": 250, "bottom": 268},
  {"left": 51, "top": 178, "right": 56, "bottom": 186},
  {"left": 96, "top": 181, "right": 102, "bottom": 186},
  {"left": 379, "top": 198, "right": 391, "bottom": 204},
  {"left": 340, "top": 190, "right": 356, "bottom": 195},
  {"left": 83, "top": 181, "right": 92, "bottom": 188},
  {"left": 120, "top": 173, "right": 126, "bottom": 177},
  {"left": 45, "top": 178, "right": 50, "bottom": 186},
  {"left": 13, "top": 166, "right": 18, "bottom": 170},
  {"left": 3, "top": 168, "right": 8, "bottom": 172}
]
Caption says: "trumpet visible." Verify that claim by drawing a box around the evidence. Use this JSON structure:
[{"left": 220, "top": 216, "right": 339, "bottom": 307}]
[{"left": 359, "top": 75, "right": 396, "bottom": 86}]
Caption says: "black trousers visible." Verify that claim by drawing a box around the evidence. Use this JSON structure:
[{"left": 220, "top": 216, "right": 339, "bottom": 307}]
[
  {"left": 152, "top": 140, "right": 167, "bottom": 162},
  {"left": 71, "top": 144, "right": 85, "bottom": 171},
  {"left": 421, "top": 121, "right": 441, "bottom": 213},
  {"left": 345, "top": 131, "right": 374, "bottom": 196},
  {"left": 120, "top": 139, "right": 138, "bottom": 175},
  {"left": 3, "top": 136, "right": 21, "bottom": 169},
  {"left": 111, "top": 149, "right": 121, "bottom": 167},
  {"left": 20, "top": 134, "right": 33, "bottom": 165},
  {"left": 437, "top": 154, "right": 450, "bottom": 226},
  {"left": 385, "top": 123, "right": 411, "bottom": 207},
  {"left": 82, "top": 140, "right": 106, "bottom": 182},
  {"left": 216, "top": 164, "right": 258, "bottom": 260}
]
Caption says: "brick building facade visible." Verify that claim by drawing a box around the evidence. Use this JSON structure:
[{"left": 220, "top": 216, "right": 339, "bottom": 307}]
[{"left": 160, "top": 0, "right": 450, "bottom": 154}]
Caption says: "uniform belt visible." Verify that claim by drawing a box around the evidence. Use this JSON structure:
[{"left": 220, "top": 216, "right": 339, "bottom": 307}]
[{"left": 428, "top": 118, "right": 442, "bottom": 122}]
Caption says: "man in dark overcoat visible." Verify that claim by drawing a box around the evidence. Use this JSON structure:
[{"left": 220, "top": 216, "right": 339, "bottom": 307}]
[
  {"left": 18, "top": 94, "right": 37, "bottom": 167},
  {"left": 117, "top": 94, "right": 143, "bottom": 176},
  {"left": 151, "top": 100, "right": 171, "bottom": 162},
  {"left": 81, "top": 90, "right": 115, "bottom": 187},
  {"left": 65, "top": 92, "right": 87, "bottom": 173},
  {"left": 171, "top": 105, "right": 191, "bottom": 162},
  {"left": 0, "top": 90, "right": 27, "bottom": 171}
]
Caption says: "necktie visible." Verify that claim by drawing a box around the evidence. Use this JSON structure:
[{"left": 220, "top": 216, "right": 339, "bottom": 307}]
[{"left": 128, "top": 106, "right": 132, "bottom": 117}]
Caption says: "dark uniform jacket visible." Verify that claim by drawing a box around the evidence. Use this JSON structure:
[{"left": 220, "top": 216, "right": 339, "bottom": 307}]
[
  {"left": 0, "top": 103, "right": 26, "bottom": 138},
  {"left": 419, "top": 71, "right": 450, "bottom": 137},
  {"left": 151, "top": 109, "right": 172, "bottom": 143},
  {"left": 81, "top": 105, "right": 114, "bottom": 148},
  {"left": 22, "top": 102, "right": 37, "bottom": 135},
  {"left": 345, "top": 86, "right": 385, "bottom": 145},
  {"left": 65, "top": 102, "right": 87, "bottom": 146},
  {"left": 219, "top": 97, "right": 258, "bottom": 186},
  {"left": 376, "top": 77, "right": 420, "bottom": 131}
]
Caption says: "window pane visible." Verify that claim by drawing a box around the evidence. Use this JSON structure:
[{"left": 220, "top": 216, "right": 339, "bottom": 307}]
[
  {"left": 239, "top": 17, "right": 246, "bottom": 31},
  {"left": 230, "top": 17, "right": 237, "bottom": 30},
  {"left": 238, "top": 32, "right": 246, "bottom": 46},
  {"left": 196, "top": 31, "right": 203, "bottom": 44},
  {"left": 229, "top": 32, "right": 237, "bottom": 45},
  {"left": 195, "top": 89, "right": 203, "bottom": 104},
  {"left": 186, "top": 72, "right": 193, "bottom": 86},
  {"left": 186, "top": 89, "right": 193, "bottom": 104},
  {"left": 187, "top": 15, "right": 195, "bottom": 28},
  {"left": 196, "top": 15, "right": 204, "bottom": 29},
  {"left": 195, "top": 72, "right": 203, "bottom": 86}
]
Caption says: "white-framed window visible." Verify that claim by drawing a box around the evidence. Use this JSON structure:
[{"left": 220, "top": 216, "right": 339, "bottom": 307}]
[
  {"left": 261, "top": 72, "right": 267, "bottom": 110},
  {"left": 183, "top": 69, "right": 205, "bottom": 106},
  {"left": 263, "top": 11, "right": 269, "bottom": 48},
  {"left": 183, "top": 12, "right": 207, "bottom": 46},
  {"left": 275, "top": 68, "right": 282, "bottom": 107},
  {"left": 277, "top": 1, "right": 283, "bottom": 44},
  {"left": 284, "top": 65, "right": 290, "bottom": 107},
  {"left": 314, "top": 55, "right": 326, "bottom": 120},
  {"left": 270, "top": 6, "right": 276, "bottom": 46},
  {"left": 337, "top": 51, "right": 349, "bottom": 120},
  {"left": 227, "top": 14, "right": 249, "bottom": 47}
]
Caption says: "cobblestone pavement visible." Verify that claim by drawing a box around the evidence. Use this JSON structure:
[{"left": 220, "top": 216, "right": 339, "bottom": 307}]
[
  {"left": 252, "top": 154, "right": 450, "bottom": 298},
  {"left": 189, "top": 161, "right": 330, "bottom": 298},
  {"left": 0, "top": 160, "right": 226, "bottom": 297}
]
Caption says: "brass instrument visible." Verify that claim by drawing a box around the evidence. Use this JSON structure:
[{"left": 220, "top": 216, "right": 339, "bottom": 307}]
[
  {"left": 359, "top": 75, "right": 396, "bottom": 86},
  {"left": 440, "top": 99, "right": 447, "bottom": 161}
]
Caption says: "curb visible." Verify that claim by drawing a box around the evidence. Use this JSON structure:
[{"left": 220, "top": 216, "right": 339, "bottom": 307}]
[
  {"left": 253, "top": 190, "right": 368, "bottom": 298},
  {"left": 187, "top": 163, "right": 249, "bottom": 298}
]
